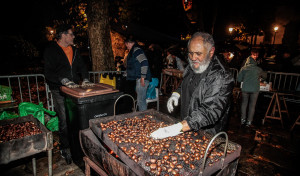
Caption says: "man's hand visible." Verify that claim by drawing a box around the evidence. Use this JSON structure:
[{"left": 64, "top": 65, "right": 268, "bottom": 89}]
[
  {"left": 140, "top": 78, "right": 145, "bottom": 87},
  {"left": 65, "top": 81, "right": 79, "bottom": 88},
  {"left": 81, "top": 79, "right": 95, "bottom": 87},
  {"left": 150, "top": 123, "right": 183, "bottom": 139},
  {"left": 167, "top": 92, "right": 180, "bottom": 113}
]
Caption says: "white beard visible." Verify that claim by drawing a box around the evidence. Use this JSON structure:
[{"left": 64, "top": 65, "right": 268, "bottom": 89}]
[{"left": 188, "top": 56, "right": 211, "bottom": 73}]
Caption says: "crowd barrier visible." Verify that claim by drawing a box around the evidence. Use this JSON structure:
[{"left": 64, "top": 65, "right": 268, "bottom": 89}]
[
  {"left": 0, "top": 74, "right": 54, "bottom": 111},
  {"left": 88, "top": 71, "right": 125, "bottom": 84},
  {"left": 230, "top": 68, "right": 300, "bottom": 92},
  {"left": 1, "top": 70, "right": 298, "bottom": 111},
  {"left": 230, "top": 68, "right": 300, "bottom": 104},
  {"left": 265, "top": 71, "right": 300, "bottom": 92}
]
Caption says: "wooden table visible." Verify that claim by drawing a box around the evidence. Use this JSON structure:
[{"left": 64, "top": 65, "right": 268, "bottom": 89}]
[{"left": 161, "top": 69, "right": 183, "bottom": 94}]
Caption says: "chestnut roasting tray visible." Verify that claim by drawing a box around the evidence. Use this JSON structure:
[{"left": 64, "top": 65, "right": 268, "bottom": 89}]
[
  {"left": 89, "top": 109, "right": 241, "bottom": 176},
  {"left": 0, "top": 115, "right": 53, "bottom": 164}
]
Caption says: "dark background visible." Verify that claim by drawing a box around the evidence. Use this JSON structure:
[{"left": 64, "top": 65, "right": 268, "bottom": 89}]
[{"left": 0, "top": 0, "right": 299, "bottom": 74}]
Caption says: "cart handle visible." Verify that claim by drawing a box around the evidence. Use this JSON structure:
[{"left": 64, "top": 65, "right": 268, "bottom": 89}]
[
  {"left": 113, "top": 94, "right": 136, "bottom": 116},
  {"left": 198, "top": 131, "right": 228, "bottom": 176}
]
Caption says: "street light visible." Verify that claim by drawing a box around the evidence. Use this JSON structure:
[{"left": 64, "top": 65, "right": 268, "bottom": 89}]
[
  {"left": 273, "top": 26, "right": 278, "bottom": 45},
  {"left": 229, "top": 27, "right": 234, "bottom": 34}
]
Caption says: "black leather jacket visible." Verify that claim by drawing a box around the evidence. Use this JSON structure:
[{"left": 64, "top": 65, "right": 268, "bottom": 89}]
[
  {"left": 176, "top": 56, "right": 234, "bottom": 135},
  {"left": 43, "top": 42, "right": 89, "bottom": 90}
]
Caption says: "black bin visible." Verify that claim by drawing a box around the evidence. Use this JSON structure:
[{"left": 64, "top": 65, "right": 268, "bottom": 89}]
[{"left": 61, "top": 83, "right": 123, "bottom": 160}]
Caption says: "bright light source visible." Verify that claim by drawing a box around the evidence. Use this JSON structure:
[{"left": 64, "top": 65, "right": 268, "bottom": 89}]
[
  {"left": 274, "top": 26, "right": 279, "bottom": 32},
  {"left": 50, "top": 30, "right": 54, "bottom": 34},
  {"left": 229, "top": 52, "right": 234, "bottom": 59},
  {"left": 229, "top": 27, "right": 233, "bottom": 33}
]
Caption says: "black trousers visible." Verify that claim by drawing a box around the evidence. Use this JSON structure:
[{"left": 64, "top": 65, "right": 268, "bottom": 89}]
[{"left": 51, "top": 89, "right": 70, "bottom": 149}]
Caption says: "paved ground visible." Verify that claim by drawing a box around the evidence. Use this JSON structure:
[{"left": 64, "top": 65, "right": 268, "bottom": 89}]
[{"left": 1, "top": 93, "right": 300, "bottom": 176}]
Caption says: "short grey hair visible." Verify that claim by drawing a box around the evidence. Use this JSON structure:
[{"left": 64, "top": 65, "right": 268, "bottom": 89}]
[{"left": 187, "top": 32, "right": 215, "bottom": 50}]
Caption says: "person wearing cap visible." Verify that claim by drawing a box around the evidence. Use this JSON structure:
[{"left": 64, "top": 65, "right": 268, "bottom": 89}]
[
  {"left": 43, "top": 24, "right": 94, "bottom": 164},
  {"left": 124, "top": 36, "right": 152, "bottom": 111},
  {"left": 151, "top": 32, "right": 234, "bottom": 139}
]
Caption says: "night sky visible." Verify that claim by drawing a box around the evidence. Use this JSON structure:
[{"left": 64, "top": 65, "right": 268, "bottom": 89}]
[{"left": 1, "top": 0, "right": 299, "bottom": 53}]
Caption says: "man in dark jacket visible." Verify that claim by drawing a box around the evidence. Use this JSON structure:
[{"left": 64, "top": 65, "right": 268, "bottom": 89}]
[
  {"left": 125, "top": 36, "right": 151, "bottom": 111},
  {"left": 151, "top": 32, "right": 234, "bottom": 139},
  {"left": 44, "top": 24, "right": 93, "bottom": 164}
]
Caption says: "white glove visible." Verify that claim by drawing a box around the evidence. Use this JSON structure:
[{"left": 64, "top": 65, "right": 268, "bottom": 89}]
[
  {"left": 61, "top": 78, "right": 79, "bottom": 88},
  {"left": 150, "top": 123, "right": 183, "bottom": 139},
  {"left": 81, "top": 79, "right": 95, "bottom": 87},
  {"left": 65, "top": 81, "right": 79, "bottom": 88},
  {"left": 167, "top": 92, "right": 180, "bottom": 113}
]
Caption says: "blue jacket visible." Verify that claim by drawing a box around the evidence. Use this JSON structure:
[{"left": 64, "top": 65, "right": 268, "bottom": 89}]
[{"left": 126, "top": 44, "right": 151, "bottom": 81}]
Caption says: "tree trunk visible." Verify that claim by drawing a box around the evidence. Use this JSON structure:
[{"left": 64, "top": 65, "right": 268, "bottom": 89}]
[{"left": 86, "top": 0, "right": 115, "bottom": 71}]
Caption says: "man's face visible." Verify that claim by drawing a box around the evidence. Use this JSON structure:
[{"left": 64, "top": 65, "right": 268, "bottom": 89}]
[
  {"left": 125, "top": 42, "right": 134, "bottom": 50},
  {"left": 251, "top": 52, "right": 259, "bottom": 60},
  {"left": 188, "top": 37, "right": 214, "bottom": 73},
  {"left": 62, "top": 29, "right": 75, "bottom": 46}
]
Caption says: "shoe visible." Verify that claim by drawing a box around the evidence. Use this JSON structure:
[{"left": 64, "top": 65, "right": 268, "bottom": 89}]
[
  {"left": 241, "top": 119, "right": 246, "bottom": 125},
  {"left": 245, "top": 121, "right": 252, "bottom": 127},
  {"left": 60, "top": 148, "right": 73, "bottom": 164}
]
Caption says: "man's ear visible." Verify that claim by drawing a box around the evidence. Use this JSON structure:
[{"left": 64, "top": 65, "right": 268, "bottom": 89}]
[{"left": 210, "top": 47, "right": 215, "bottom": 57}]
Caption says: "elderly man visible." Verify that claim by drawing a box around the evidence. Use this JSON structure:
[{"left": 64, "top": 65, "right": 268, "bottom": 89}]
[{"left": 151, "top": 32, "right": 234, "bottom": 139}]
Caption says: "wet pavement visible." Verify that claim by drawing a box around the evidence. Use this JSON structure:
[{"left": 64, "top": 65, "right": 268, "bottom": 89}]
[{"left": 1, "top": 92, "right": 300, "bottom": 176}]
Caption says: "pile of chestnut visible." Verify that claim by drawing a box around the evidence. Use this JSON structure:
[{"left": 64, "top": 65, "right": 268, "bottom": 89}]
[
  {"left": 0, "top": 121, "right": 42, "bottom": 143},
  {"left": 101, "top": 115, "right": 234, "bottom": 175}
]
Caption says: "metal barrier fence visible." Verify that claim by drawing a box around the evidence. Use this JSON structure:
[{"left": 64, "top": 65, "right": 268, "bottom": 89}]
[
  {"left": 230, "top": 68, "right": 300, "bottom": 92},
  {"left": 265, "top": 71, "right": 300, "bottom": 92},
  {"left": 0, "top": 74, "right": 54, "bottom": 111},
  {"left": 231, "top": 68, "right": 300, "bottom": 104},
  {"left": 88, "top": 71, "right": 125, "bottom": 83},
  {"left": 1, "top": 70, "right": 298, "bottom": 111}
]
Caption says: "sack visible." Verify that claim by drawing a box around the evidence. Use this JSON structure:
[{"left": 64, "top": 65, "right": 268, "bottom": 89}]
[
  {"left": 0, "top": 85, "right": 12, "bottom": 103},
  {"left": 100, "top": 74, "right": 116, "bottom": 89},
  {"left": 147, "top": 78, "right": 159, "bottom": 99},
  {"left": 18, "top": 102, "right": 56, "bottom": 125},
  {"left": 46, "top": 117, "right": 59, "bottom": 131},
  {"left": 0, "top": 111, "right": 19, "bottom": 120}
]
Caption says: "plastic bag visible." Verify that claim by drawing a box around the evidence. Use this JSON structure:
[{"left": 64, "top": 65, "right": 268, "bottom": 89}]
[
  {"left": 46, "top": 117, "right": 59, "bottom": 131},
  {"left": 0, "top": 111, "right": 19, "bottom": 120},
  {"left": 147, "top": 78, "right": 159, "bottom": 99},
  {"left": 0, "top": 85, "right": 12, "bottom": 103},
  {"left": 18, "top": 102, "right": 56, "bottom": 125}
]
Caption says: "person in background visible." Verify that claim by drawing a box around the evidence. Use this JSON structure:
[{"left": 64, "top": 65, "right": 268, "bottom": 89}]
[
  {"left": 115, "top": 56, "right": 126, "bottom": 71},
  {"left": 124, "top": 36, "right": 151, "bottom": 111},
  {"left": 146, "top": 44, "right": 163, "bottom": 80},
  {"left": 278, "top": 50, "right": 294, "bottom": 72},
  {"left": 241, "top": 48, "right": 260, "bottom": 68},
  {"left": 169, "top": 49, "right": 186, "bottom": 71},
  {"left": 165, "top": 50, "right": 175, "bottom": 68},
  {"left": 237, "top": 49, "right": 267, "bottom": 127},
  {"left": 151, "top": 32, "right": 234, "bottom": 139},
  {"left": 44, "top": 24, "right": 94, "bottom": 164}
]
